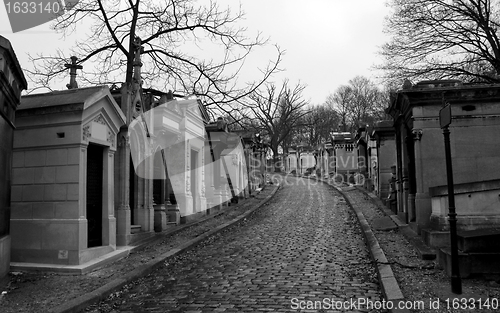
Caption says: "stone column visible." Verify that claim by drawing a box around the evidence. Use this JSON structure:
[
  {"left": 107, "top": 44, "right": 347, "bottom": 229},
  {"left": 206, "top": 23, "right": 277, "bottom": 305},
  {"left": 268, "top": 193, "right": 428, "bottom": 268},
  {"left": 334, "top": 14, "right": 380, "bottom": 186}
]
[
  {"left": 408, "top": 129, "right": 421, "bottom": 223},
  {"left": 401, "top": 126, "right": 410, "bottom": 223},
  {"left": 154, "top": 178, "right": 167, "bottom": 232},
  {"left": 200, "top": 146, "right": 208, "bottom": 210},
  {"left": 115, "top": 131, "right": 131, "bottom": 246},
  {"left": 212, "top": 145, "right": 223, "bottom": 210},
  {"left": 79, "top": 145, "right": 88, "bottom": 250},
  {"left": 165, "top": 145, "right": 181, "bottom": 225},
  {"left": 395, "top": 123, "right": 406, "bottom": 222},
  {"left": 144, "top": 171, "right": 154, "bottom": 232},
  {"left": 137, "top": 143, "right": 154, "bottom": 232},
  {"left": 103, "top": 149, "right": 116, "bottom": 247}
]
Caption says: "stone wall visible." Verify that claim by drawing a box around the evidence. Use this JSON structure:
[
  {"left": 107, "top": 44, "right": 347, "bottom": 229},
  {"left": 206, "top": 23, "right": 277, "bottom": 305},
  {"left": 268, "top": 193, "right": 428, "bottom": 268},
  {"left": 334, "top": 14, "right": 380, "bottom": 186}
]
[{"left": 430, "top": 179, "right": 500, "bottom": 231}]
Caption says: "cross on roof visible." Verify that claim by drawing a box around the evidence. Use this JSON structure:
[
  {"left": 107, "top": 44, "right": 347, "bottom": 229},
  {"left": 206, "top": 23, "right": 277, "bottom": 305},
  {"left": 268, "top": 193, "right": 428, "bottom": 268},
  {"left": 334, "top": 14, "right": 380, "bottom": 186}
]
[{"left": 64, "top": 56, "right": 83, "bottom": 89}]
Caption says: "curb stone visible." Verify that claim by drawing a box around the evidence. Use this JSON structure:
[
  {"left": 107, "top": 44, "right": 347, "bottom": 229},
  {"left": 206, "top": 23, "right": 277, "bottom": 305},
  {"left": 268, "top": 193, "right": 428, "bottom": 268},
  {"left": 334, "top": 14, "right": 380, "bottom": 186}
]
[
  {"left": 315, "top": 178, "right": 410, "bottom": 313},
  {"left": 355, "top": 186, "right": 437, "bottom": 261},
  {"left": 48, "top": 183, "right": 281, "bottom": 313}
]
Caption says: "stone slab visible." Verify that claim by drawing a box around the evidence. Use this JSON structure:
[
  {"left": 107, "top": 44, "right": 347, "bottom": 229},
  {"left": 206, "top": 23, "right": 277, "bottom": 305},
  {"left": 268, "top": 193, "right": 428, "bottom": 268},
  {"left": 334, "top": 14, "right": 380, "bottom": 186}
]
[
  {"left": 389, "top": 215, "right": 408, "bottom": 228},
  {"left": 438, "top": 248, "right": 472, "bottom": 278},
  {"left": 457, "top": 228, "right": 500, "bottom": 253},
  {"left": 10, "top": 248, "right": 130, "bottom": 275},
  {"left": 373, "top": 216, "right": 398, "bottom": 231}
]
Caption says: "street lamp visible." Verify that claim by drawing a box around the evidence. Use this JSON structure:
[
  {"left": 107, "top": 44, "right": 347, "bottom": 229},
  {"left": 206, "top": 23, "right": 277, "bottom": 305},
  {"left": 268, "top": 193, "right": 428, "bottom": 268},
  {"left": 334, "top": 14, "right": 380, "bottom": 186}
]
[{"left": 440, "top": 100, "right": 462, "bottom": 294}]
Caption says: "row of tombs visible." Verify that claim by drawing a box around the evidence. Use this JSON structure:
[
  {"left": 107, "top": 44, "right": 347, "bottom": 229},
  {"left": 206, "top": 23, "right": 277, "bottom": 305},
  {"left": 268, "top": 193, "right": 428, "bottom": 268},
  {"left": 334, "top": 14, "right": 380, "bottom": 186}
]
[
  {"left": 0, "top": 36, "right": 268, "bottom": 276},
  {"left": 314, "top": 79, "right": 500, "bottom": 278},
  {"left": 11, "top": 86, "right": 268, "bottom": 268}
]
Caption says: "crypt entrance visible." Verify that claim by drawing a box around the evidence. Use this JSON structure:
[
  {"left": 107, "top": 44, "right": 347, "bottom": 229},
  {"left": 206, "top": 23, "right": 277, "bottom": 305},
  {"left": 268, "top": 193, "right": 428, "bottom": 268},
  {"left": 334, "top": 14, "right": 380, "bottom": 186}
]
[{"left": 86, "top": 143, "right": 104, "bottom": 248}]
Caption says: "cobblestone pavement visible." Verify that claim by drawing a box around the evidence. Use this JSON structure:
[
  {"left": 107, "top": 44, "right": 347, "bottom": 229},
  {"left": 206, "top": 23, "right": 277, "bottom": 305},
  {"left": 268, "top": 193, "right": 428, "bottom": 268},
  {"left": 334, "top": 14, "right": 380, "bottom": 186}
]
[{"left": 86, "top": 176, "right": 385, "bottom": 313}]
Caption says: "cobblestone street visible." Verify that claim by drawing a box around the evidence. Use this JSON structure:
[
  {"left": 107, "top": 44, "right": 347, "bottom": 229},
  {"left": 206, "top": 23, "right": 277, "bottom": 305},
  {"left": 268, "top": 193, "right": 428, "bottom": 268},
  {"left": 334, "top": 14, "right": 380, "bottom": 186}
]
[{"left": 87, "top": 177, "right": 384, "bottom": 313}]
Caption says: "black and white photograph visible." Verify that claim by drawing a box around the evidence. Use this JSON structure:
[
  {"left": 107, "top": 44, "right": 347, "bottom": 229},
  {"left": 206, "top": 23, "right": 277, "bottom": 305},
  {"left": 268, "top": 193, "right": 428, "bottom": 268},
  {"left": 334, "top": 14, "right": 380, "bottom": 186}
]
[{"left": 1, "top": 1, "right": 500, "bottom": 312}]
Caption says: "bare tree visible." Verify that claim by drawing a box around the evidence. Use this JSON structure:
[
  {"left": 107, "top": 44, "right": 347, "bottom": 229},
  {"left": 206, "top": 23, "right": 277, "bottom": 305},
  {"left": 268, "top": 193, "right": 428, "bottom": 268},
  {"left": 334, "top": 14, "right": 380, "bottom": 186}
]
[
  {"left": 26, "top": 0, "right": 282, "bottom": 116},
  {"left": 299, "top": 104, "right": 339, "bottom": 147},
  {"left": 380, "top": 0, "right": 500, "bottom": 86},
  {"left": 325, "top": 85, "right": 352, "bottom": 132},
  {"left": 241, "top": 80, "right": 310, "bottom": 172},
  {"left": 326, "top": 76, "right": 388, "bottom": 132}
]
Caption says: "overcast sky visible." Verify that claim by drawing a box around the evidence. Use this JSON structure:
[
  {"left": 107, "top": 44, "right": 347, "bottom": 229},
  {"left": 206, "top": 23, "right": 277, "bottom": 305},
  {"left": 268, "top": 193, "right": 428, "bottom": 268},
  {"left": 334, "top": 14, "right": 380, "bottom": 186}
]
[{"left": 0, "top": 0, "right": 391, "bottom": 105}]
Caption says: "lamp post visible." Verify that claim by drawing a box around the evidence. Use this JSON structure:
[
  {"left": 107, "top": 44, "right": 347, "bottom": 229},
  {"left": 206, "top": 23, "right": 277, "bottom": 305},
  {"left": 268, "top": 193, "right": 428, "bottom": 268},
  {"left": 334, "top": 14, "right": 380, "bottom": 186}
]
[{"left": 440, "top": 101, "right": 462, "bottom": 294}]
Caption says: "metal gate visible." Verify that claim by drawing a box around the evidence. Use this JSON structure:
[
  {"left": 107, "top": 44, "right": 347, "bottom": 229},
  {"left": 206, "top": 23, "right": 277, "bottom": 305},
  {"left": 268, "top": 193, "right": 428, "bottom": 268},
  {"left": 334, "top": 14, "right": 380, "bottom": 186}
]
[{"left": 86, "top": 144, "right": 103, "bottom": 247}]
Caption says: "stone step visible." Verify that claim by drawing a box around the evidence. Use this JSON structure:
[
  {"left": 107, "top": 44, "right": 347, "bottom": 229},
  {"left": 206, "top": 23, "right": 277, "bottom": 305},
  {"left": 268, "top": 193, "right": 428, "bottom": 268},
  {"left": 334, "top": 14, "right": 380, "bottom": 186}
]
[
  {"left": 438, "top": 247, "right": 500, "bottom": 278},
  {"left": 457, "top": 228, "right": 500, "bottom": 253},
  {"left": 398, "top": 226, "right": 436, "bottom": 260},
  {"left": 409, "top": 237, "right": 436, "bottom": 260},
  {"left": 130, "top": 224, "right": 142, "bottom": 234}
]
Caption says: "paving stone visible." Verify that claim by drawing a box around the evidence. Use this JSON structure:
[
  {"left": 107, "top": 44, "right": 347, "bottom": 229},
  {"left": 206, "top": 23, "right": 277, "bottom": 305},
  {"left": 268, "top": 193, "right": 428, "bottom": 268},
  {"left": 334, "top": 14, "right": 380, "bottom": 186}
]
[{"left": 86, "top": 176, "right": 386, "bottom": 312}]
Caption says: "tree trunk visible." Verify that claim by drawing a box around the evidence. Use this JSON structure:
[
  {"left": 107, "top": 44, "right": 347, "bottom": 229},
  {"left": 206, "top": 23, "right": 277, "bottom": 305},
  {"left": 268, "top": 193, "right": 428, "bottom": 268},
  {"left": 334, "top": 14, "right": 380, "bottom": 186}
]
[{"left": 272, "top": 148, "right": 281, "bottom": 172}]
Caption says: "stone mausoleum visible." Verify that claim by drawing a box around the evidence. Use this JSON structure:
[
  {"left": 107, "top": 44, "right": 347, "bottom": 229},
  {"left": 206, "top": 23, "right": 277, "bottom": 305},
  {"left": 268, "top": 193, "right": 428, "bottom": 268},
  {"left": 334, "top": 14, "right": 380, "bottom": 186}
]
[
  {"left": 0, "top": 35, "right": 27, "bottom": 282},
  {"left": 331, "top": 132, "right": 358, "bottom": 183},
  {"left": 388, "top": 80, "right": 500, "bottom": 276},
  {"left": 10, "top": 86, "right": 125, "bottom": 265},
  {"left": 388, "top": 80, "right": 500, "bottom": 234}
]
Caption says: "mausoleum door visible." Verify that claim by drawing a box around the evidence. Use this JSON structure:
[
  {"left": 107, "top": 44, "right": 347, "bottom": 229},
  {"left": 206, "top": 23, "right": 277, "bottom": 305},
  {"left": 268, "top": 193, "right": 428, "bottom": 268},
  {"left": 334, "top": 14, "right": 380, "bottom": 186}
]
[{"left": 86, "top": 143, "right": 104, "bottom": 247}]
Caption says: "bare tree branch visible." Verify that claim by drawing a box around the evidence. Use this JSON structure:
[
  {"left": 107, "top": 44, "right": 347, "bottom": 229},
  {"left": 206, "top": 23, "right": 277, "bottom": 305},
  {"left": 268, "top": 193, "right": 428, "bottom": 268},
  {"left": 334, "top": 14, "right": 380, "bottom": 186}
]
[
  {"left": 238, "top": 80, "right": 310, "bottom": 172},
  {"left": 378, "top": 0, "right": 500, "bottom": 87},
  {"left": 326, "top": 76, "right": 388, "bottom": 132},
  {"left": 26, "top": 0, "right": 283, "bottom": 111}
]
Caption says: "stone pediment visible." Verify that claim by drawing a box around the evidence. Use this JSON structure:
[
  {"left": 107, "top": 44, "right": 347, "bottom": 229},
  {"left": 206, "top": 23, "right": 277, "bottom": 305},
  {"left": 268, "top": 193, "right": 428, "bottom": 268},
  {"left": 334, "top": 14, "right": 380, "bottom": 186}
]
[
  {"left": 81, "top": 86, "right": 126, "bottom": 150},
  {"left": 82, "top": 113, "right": 117, "bottom": 148}
]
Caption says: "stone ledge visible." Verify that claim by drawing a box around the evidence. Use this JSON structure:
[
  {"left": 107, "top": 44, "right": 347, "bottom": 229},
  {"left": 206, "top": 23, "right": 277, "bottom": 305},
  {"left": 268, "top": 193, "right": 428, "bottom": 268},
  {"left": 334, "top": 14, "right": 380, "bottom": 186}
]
[
  {"left": 10, "top": 248, "right": 130, "bottom": 275},
  {"left": 429, "top": 178, "right": 500, "bottom": 196}
]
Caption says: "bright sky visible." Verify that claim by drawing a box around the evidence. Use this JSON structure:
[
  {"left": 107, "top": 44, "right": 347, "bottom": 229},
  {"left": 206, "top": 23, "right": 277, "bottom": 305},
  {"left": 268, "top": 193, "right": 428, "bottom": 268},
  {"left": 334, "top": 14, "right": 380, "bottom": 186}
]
[{"left": 0, "top": 0, "right": 391, "bottom": 105}]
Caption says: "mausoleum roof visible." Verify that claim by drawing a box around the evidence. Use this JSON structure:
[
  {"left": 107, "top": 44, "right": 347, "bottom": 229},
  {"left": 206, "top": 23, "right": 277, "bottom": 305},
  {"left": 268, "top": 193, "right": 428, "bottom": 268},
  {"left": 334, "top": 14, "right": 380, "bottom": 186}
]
[
  {"left": 0, "top": 35, "right": 27, "bottom": 90},
  {"left": 20, "top": 86, "right": 107, "bottom": 110}
]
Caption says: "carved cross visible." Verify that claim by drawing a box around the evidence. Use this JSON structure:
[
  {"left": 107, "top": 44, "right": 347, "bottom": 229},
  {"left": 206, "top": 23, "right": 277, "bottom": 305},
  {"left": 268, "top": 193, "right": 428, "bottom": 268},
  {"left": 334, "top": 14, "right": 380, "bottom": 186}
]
[{"left": 64, "top": 56, "right": 83, "bottom": 89}]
